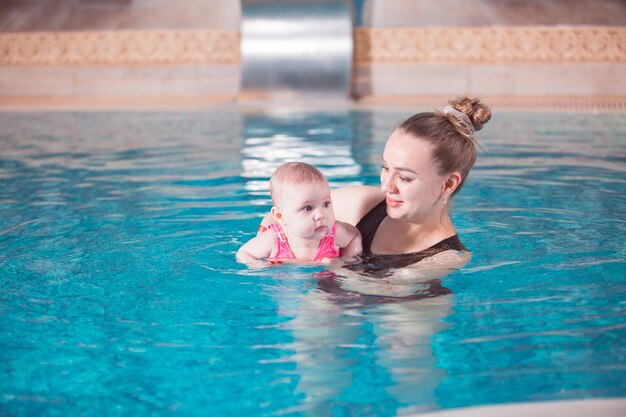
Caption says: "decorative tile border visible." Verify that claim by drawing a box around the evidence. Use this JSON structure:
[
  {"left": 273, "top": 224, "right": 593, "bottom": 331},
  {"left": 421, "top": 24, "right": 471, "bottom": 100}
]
[
  {"left": 0, "top": 30, "right": 240, "bottom": 66},
  {"left": 354, "top": 27, "right": 626, "bottom": 63},
  {"left": 1, "top": 27, "right": 624, "bottom": 67}
]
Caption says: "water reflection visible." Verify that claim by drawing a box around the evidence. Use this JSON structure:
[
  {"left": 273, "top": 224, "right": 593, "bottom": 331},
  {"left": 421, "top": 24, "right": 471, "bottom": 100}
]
[
  {"left": 239, "top": 111, "right": 364, "bottom": 204},
  {"left": 274, "top": 275, "right": 454, "bottom": 415}
]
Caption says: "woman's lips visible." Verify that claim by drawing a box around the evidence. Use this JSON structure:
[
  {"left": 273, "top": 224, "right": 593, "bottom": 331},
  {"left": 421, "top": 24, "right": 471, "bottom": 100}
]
[{"left": 386, "top": 196, "right": 402, "bottom": 208}]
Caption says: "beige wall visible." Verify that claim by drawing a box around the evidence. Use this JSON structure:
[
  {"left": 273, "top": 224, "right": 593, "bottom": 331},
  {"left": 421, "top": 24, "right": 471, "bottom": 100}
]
[
  {"left": 354, "top": 1, "right": 626, "bottom": 99},
  {"left": 0, "top": 1, "right": 241, "bottom": 101},
  {"left": 0, "top": 0, "right": 240, "bottom": 31},
  {"left": 352, "top": 25, "right": 626, "bottom": 99},
  {"left": 362, "top": 0, "right": 626, "bottom": 27},
  {"left": 0, "top": 0, "right": 624, "bottom": 102}
]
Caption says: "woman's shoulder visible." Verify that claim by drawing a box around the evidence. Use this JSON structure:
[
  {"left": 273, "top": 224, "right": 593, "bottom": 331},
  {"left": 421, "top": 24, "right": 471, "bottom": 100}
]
[
  {"left": 331, "top": 185, "right": 385, "bottom": 226},
  {"left": 333, "top": 220, "right": 359, "bottom": 243}
]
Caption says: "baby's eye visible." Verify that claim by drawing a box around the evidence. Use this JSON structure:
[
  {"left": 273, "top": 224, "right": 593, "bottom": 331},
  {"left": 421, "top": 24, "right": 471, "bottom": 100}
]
[
  {"left": 303, "top": 205, "right": 313, "bottom": 212},
  {"left": 323, "top": 201, "right": 331, "bottom": 208}
]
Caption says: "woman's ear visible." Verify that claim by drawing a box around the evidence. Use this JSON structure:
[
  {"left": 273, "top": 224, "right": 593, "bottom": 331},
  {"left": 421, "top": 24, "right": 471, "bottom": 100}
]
[{"left": 443, "top": 172, "right": 462, "bottom": 196}]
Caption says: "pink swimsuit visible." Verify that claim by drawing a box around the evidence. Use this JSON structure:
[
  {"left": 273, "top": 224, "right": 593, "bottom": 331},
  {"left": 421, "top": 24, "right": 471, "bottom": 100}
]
[{"left": 268, "top": 223, "right": 340, "bottom": 262}]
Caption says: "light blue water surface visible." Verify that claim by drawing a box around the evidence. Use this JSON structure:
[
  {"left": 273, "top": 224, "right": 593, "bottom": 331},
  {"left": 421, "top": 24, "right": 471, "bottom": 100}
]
[{"left": 1, "top": 109, "right": 625, "bottom": 416}]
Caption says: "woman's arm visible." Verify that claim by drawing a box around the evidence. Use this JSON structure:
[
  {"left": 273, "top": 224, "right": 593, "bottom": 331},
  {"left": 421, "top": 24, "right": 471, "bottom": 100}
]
[
  {"left": 257, "top": 185, "right": 384, "bottom": 236},
  {"left": 385, "top": 250, "right": 471, "bottom": 283},
  {"left": 329, "top": 250, "right": 470, "bottom": 297},
  {"left": 331, "top": 185, "right": 385, "bottom": 226},
  {"left": 335, "top": 221, "right": 362, "bottom": 259}
]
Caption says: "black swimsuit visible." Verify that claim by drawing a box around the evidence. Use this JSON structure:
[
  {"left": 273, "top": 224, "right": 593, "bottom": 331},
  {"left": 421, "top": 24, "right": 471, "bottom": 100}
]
[
  {"left": 348, "top": 200, "right": 467, "bottom": 275},
  {"left": 316, "top": 200, "right": 468, "bottom": 301}
]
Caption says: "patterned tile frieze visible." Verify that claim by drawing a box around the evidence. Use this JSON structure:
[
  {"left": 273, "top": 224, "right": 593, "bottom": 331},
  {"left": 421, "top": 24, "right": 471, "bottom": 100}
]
[
  {"left": 1, "top": 27, "right": 624, "bottom": 66},
  {"left": 354, "top": 27, "right": 626, "bottom": 63},
  {"left": 0, "top": 30, "right": 240, "bottom": 66}
]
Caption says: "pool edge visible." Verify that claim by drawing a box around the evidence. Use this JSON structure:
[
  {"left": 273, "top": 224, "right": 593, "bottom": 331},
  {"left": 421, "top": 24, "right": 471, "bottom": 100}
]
[
  {"left": 406, "top": 398, "right": 626, "bottom": 417},
  {"left": 0, "top": 95, "right": 625, "bottom": 113}
]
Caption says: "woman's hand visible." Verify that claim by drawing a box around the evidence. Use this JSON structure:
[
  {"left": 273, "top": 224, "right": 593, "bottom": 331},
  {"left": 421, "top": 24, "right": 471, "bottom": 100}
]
[{"left": 327, "top": 250, "right": 470, "bottom": 297}]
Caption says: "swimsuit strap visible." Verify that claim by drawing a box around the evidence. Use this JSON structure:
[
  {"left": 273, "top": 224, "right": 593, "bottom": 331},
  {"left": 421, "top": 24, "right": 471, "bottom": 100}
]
[
  {"left": 312, "top": 224, "right": 340, "bottom": 261},
  {"left": 268, "top": 223, "right": 295, "bottom": 260},
  {"left": 355, "top": 200, "right": 467, "bottom": 255},
  {"left": 268, "top": 223, "right": 339, "bottom": 262},
  {"left": 355, "top": 200, "right": 388, "bottom": 254}
]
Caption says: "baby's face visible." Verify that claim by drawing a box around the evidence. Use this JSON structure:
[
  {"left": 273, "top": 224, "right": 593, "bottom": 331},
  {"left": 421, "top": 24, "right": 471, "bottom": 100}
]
[{"left": 277, "top": 181, "right": 335, "bottom": 240}]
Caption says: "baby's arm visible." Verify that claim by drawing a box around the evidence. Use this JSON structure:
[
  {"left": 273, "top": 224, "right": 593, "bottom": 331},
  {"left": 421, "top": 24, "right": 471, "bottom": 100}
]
[
  {"left": 236, "top": 229, "right": 275, "bottom": 267},
  {"left": 257, "top": 213, "right": 278, "bottom": 236},
  {"left": 334, "top": 221, "right": 362, "bottom": 259}
]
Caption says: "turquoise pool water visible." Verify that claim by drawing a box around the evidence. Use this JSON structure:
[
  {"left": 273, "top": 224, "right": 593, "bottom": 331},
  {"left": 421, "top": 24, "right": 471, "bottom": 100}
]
[{"left": 1, "top": 108, "right": 625, "bottom": 416}]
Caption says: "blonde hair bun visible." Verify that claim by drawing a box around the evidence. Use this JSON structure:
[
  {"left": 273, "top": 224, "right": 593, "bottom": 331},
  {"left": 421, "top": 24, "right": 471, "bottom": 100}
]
[{"left": 447, "top": 96, "right": 492, "bottom": 132}]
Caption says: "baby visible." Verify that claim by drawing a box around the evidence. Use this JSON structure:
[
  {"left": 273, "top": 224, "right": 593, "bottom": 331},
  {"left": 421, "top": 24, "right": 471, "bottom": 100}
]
[{"left": 237, "top": 162, "right": 362, "bottom": 267}]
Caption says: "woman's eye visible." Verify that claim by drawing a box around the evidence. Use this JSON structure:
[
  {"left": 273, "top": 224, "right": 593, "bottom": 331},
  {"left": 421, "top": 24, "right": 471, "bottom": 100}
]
[
  {"left": 399, "top": 176, "right": 412, "bottom": 182},
  {"left": 381, "top": 165, "right": 389, "bottom": 172}
]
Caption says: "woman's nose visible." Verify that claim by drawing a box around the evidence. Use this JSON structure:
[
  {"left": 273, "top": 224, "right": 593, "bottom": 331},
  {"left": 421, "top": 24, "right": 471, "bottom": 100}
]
[{"left": 381, "top": 174, "right": 397, "bottom": 193}]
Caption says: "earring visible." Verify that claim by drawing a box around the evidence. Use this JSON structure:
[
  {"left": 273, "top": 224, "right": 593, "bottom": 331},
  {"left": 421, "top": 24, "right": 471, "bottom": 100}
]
[{"left": 442, "top": 195, "right": 448, "bottom": 204}]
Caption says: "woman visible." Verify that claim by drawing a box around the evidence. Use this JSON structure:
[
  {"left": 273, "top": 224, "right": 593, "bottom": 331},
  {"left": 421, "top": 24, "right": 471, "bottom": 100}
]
[
  {"left": 276, "top": 96, "right": 492, "bottom": 408},
  {"left": 332, "top": 96, "right": 491, "bottom": 275},
  {"left": 261, "top": 96, "right": 491, "bottom": 281}
]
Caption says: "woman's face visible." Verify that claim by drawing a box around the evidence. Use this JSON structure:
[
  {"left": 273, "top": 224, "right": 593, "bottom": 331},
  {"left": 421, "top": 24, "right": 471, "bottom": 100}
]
[{"left": 380, "top": 129, "right": 446, "bottom": 222}]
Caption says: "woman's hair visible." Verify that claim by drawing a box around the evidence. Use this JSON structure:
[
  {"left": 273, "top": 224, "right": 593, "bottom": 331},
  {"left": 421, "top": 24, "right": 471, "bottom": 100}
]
[
  {"left": 270, "top": 162, "right": 328, "bottom": 205},
  {"left": 398, "top": 96, "right": 492, "bottom": 195}
]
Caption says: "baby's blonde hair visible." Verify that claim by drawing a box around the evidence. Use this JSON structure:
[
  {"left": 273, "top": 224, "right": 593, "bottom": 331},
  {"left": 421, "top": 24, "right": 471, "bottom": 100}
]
[{"left": 270, "top": 162, "right": 328, "bottom": 205}]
